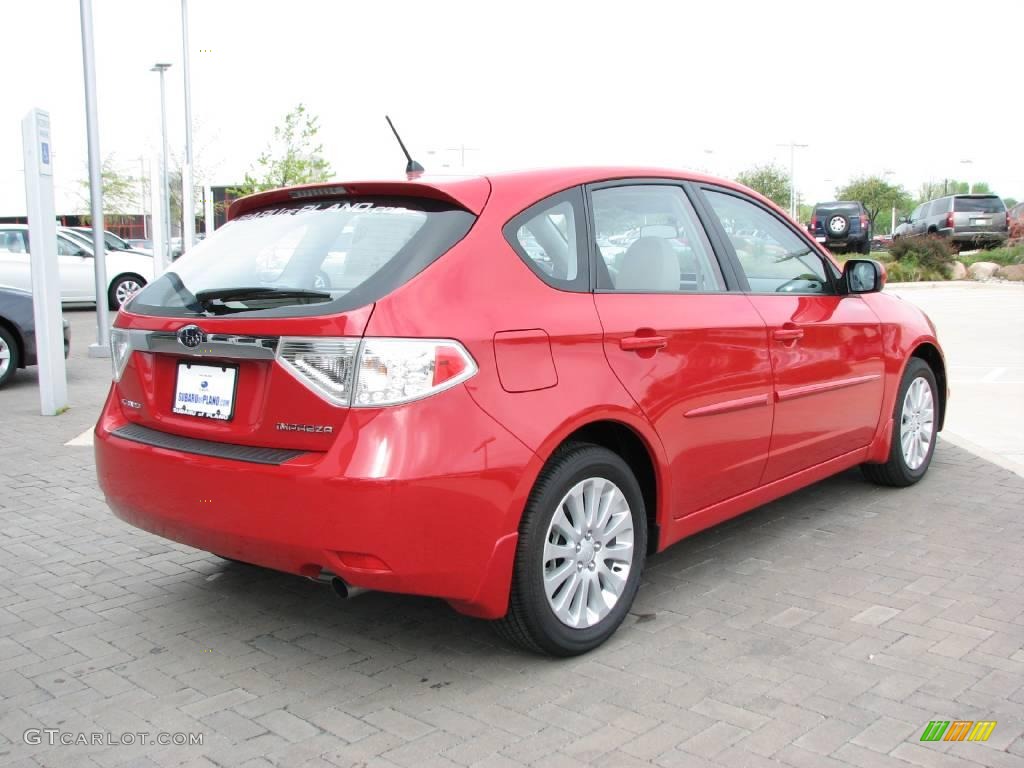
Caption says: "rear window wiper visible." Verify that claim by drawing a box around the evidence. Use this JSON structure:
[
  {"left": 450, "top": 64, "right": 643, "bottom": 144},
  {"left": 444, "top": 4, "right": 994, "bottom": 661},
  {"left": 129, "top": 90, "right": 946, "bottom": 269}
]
[{"left": 194, "top": 286, "right": 332, "bottom": 314}]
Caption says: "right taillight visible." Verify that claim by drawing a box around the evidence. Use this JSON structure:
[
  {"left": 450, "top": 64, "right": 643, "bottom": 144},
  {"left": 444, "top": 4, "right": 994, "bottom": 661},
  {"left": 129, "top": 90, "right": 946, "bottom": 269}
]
[{"left": 276, "top": 337, "right": 477, "bottom": 408}]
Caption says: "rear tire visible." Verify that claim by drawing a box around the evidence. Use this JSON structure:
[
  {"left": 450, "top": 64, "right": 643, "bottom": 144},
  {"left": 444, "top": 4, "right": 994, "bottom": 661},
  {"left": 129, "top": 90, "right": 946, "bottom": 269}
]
[
  {"left": 493, "top": 443, "right": 647, "bottom": 656},
  {"left": 0, "top": 326, "right": 19, "bottom": 388},
  {"left": 861, "top": 358, "right": 938, "bottom": 487}
]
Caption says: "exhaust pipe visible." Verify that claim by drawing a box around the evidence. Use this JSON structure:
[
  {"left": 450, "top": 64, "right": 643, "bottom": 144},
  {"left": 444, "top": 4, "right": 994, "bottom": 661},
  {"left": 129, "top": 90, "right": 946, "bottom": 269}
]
[{"left": 331, "top": 576, "right": 369, "bottom": 600}]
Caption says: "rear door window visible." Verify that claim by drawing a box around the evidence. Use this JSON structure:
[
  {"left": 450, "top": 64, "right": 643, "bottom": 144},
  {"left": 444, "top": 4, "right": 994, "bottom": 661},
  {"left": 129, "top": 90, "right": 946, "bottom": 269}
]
[
  {"left": 954, "top": 197, "right": 1005, "bottom": 213},
  {"left": 590, "top": 184, "right": 725, "bottom": 293},
  {"left": 130, "top": 196, "right": 475, "bottom": 317}
]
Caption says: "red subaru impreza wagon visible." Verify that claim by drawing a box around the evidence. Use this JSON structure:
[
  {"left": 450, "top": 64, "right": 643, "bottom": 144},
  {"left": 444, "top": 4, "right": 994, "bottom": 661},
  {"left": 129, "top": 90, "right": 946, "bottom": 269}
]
[{"left": 95, "top": 169, "right": 946, "bottom": 655}]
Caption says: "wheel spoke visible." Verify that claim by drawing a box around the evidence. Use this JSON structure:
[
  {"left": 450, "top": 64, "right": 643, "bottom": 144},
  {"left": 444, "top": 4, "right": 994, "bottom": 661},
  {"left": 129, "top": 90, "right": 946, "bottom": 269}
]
[
  {"left": 544, "top": 538, "right": 577, "bottom": 564},
  {"left": 550, "top": 507, "right": 579, "bottom": 545},
  {"left": 544, "top": 559, "right": 576, "bottom": 599}
]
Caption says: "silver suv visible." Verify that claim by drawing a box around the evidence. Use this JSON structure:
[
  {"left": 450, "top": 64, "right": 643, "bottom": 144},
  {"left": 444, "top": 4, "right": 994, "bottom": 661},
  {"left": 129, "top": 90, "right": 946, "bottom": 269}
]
[{"left": 900, "top": 194, "right": 1008, "bottom": 250}]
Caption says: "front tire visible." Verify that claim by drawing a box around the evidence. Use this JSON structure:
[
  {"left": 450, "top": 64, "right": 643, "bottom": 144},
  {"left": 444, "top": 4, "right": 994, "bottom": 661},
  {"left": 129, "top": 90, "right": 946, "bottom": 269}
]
[
  {"left": 493, "top": 443, "right": 647, "bottom": 656},
  {"left": 862, "top": 358, "right": 938, "bottom": 487},
  {"left": 109, "top": 274, "right": 146, "bottom": 311}
]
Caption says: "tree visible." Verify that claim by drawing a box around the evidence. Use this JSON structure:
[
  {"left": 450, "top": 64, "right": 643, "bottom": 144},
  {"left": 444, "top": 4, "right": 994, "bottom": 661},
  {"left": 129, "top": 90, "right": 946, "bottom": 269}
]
[
  {"left": 735, "top": 164, "right": 791, "bottom": 209},
  {"left": 1004, "top": 197, "right": 1018, "bottom": 209},
  {"left": 835, "top": 176, "right": 911, "bottom": 233},
  {"left": 77, "top": 156, "right": 140, "bottom": 215},
  {"left": 232, "top": 104, "right": 333, "bottom": 196}
]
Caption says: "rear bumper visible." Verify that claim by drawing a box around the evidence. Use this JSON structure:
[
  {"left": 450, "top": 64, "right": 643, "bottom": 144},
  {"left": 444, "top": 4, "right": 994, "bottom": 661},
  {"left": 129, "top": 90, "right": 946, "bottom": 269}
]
[
  {"left": 946, "top": 229, "right": 1007, "bottom": 245},
  {"left": 94, "top": 385, "right": 536, "bottom": 618}
]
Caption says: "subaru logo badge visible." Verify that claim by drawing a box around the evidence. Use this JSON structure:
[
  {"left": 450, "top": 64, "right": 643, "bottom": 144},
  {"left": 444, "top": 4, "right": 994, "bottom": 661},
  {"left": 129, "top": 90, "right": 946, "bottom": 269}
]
[{"left": 177, "top": 324, "right": 205, "bottom": 348}]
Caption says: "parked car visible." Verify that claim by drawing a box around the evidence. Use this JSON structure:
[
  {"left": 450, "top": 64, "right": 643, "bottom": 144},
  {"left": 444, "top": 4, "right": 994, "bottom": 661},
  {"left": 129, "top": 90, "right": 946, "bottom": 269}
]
[
  {"left": 95, "top": 169, "right": 947, "bottom": 655},
  {"left": 0, "top": 224, "right": 153, "bottom": 309},
  {"left": 126, "top": 239, "right": 154, "bottom": 255},
  {"left": 807, "top": 201, "right": 871, "bottom": 254},
  {"left": 892, "top": 218, "right": 914, "bottom": 240},
  {"left": 1008, "top": 202, "right": 1024, "bottom": 242},
  {"left": 901, "top": 194, "right": 1008, "bottom": 250},
  {"left": 69, "top": 227, "right": 136, "bottom": 252},
  {"left": 0, "top": 285, "right": 70, "bottom": 387}
]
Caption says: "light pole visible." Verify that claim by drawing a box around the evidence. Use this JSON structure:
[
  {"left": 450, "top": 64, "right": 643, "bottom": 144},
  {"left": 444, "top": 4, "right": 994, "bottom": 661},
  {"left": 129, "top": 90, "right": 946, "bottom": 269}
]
[
  {"left": 151, "top": 63, "right": 172, "bottom": 272},
  {"left": 884, "top": 169, "right": 896, "bottom": 233},
  {"left": 778, "top": 141, "right": 808, "bottom": 219},
  {"left": 180, "top": 0, "right": 194, "bottom": 252},
  {"left": 79, "top": 0, "right": 110, "bottom": 357}
]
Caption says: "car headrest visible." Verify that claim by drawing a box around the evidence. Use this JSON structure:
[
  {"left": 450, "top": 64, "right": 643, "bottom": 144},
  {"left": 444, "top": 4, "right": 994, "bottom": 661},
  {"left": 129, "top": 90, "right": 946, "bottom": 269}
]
[{"left": 616, "top": 237, "right": 680, "bottom": 291}]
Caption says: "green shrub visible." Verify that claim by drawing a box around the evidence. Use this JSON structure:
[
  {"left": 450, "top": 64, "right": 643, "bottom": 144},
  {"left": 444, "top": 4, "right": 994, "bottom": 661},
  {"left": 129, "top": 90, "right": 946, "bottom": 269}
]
[
  {"left": 958, "top": 244, "right": 1024, "bottom": 267},
  {"left": 884, "top": 254, "right": 950, "bottom": 283},
  {"left": 887, "top": 236, "right": 956, "bottom": 271}
]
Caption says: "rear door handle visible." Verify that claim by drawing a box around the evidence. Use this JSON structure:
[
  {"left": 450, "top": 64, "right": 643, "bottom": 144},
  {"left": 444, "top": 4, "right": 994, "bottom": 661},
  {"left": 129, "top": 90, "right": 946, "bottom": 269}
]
[
  {"left": 620, "top": 335, "right": 668, "bottom": 352},
  {"left": 772, "top": 327, "right": 804, "bottom": 342}
]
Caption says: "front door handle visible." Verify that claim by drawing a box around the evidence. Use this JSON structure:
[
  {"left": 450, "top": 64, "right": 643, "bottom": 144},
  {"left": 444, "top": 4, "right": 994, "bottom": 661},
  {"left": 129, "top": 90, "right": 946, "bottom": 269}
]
[
  {"left": 620, "top": 335, "right": 668, "bottom": 352},
  {"left": 773, "top": 326, "right": 804, "bottom": 342}
]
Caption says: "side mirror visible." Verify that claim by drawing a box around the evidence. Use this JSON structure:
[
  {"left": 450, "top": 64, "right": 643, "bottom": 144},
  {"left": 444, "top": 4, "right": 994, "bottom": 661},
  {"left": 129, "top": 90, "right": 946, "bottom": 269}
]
[
  {"left": 898, "top": 216, "right": 909, "bottom": 224},
  {"left": 843, "top": 259, "right": 884, "bottom": 294}
]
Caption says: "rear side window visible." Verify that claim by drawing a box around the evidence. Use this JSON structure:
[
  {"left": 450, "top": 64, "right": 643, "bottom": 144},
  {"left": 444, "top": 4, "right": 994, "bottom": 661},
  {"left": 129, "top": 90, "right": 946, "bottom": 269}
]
[
  {"left": 503, "top": 187, "right": 588, "bottom": 291},
  {"left": 130, "top": 196, "right": 475, "bottom": 317},
  {"left": 0, "top": 230, "right": 27, "bottom": 253},
  {"left": 928, "top": 198, "right": 950, "bottom": 216},
  {"left": 954, "top": 197, "right": 1005, "bottom": 213}
]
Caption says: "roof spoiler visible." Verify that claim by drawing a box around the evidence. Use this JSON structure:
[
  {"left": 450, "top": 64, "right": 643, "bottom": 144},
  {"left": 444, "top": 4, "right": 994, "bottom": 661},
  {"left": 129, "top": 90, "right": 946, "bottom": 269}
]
[{"left": 227, "top": 178, "right": 491, "bottom": 221}]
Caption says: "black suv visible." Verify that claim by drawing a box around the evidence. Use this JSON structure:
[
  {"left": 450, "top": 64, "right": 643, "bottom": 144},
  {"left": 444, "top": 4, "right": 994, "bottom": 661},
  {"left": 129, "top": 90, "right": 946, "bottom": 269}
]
[{"left": 808, "top": 201, "right": 871, "bottom": 255}]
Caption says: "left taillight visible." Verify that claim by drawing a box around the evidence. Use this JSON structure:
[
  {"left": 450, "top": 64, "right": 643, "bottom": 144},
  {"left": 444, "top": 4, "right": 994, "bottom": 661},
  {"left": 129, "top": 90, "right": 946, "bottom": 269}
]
[
  {"left": 276, "top": 337, "right": 477, "bottom": 408},
  {"left": 110, "top": 328, "right": 132, "bottom": 381},
  {"left": 945, "top": 212, "right": 955, "bottom": 228}
]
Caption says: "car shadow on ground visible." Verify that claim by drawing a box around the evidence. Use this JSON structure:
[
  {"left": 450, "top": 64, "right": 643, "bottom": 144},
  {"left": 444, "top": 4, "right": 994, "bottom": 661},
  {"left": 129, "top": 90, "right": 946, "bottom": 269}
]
[{"left": 155, "top": 454, "right": 918, "bottom": 667}]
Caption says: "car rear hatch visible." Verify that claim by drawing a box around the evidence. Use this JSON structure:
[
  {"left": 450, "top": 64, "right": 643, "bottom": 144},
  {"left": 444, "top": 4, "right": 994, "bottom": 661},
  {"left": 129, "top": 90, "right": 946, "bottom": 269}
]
[
  {"left": 108, "top": 181, "right": 483, "bottom": 455},
  {"left": 952, "top": 196, "right": 1007, "bottom": 233},
  {"left": 813, "top": 204, "right": 863, "bottom": 240}
]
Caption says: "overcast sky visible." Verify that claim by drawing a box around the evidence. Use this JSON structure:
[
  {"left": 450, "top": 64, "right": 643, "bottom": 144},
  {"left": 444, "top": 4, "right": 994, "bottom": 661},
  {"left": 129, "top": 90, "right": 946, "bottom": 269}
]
[{"left": 2, "top": 0, "right": 1021, "bottom": 217}]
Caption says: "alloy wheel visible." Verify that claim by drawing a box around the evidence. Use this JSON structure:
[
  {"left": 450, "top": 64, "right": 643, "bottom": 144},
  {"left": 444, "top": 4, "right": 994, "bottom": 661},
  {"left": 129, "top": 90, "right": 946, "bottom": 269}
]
[
  {"left": 0, "top": 335, "right": 10, "bottom": 378},
  {"left": 115, "top": 279, "right": 142, "bottom": 307},
  {"left": 900, "top": 376, "right": 935, "bottom": 470},
  {"left": 543, "top": 476, "right": 635, "bottom": 629}
]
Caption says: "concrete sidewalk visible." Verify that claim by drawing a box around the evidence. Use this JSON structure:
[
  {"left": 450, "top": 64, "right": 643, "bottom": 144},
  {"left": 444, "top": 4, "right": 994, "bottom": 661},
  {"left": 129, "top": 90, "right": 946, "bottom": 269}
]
[{"left": 886, "top": 281, "right": 1024, "bottom": 477}]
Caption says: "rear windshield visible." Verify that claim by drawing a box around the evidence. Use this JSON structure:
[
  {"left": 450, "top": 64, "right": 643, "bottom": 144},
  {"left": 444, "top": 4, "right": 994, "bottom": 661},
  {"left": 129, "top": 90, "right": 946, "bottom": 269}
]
[
  {"left": 953, "top": 197, "right": 1005, "bottom": 213},
  {"left": 129, "top": 196, "right": 475, "bottom": 317}
]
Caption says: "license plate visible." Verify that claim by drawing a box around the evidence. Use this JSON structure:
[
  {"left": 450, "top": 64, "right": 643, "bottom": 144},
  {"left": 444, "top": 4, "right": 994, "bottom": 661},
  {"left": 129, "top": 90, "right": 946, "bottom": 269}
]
[
  {"left": 815, "top": 235, "right": 827, "bottom": 242},
  {"left": 970, "top": 218, "right": 990, "bottom": 226},
  {"left": 173, "top": 362, "right": 238, "bottom": 420}
]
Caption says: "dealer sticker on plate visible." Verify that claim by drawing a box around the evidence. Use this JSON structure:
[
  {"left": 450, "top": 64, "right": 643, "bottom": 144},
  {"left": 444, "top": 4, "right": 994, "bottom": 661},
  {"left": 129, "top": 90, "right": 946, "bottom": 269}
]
[{"left": 173, "top": 362, "right": 237, "bottom": 420}]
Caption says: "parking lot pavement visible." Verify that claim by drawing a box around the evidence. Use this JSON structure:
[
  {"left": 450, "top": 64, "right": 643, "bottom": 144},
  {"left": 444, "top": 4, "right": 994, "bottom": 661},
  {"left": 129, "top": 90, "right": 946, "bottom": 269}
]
[
  {"left": 887, "top": 281, "right": 1024, "bottom": 477},
  {"left": 1, "top": 307, "right": 1023, "bottom": 768}
]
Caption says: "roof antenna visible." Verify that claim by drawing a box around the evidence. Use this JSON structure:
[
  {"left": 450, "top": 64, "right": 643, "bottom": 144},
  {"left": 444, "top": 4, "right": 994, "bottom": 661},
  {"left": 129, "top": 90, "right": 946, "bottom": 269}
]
[{"left": 385, "top": 115, "right": 425, "bottom": 180}]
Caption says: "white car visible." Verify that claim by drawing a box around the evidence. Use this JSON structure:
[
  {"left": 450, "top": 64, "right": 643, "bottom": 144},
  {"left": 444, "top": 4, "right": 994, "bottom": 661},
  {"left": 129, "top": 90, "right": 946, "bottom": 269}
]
[{"left": 0, "top": 224, "right": 154, "bottom": 309}]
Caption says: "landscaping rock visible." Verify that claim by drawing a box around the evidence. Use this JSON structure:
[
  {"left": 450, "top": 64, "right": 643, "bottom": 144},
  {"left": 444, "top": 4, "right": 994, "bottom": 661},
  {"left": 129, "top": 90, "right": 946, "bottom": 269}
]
[
  {"left": 968, "top": 261, "right": 1000, "bottom": 280},
  {"left": 995, "top": 264, "right": 1024, "bottom": 281},
  {"left": 950, "top": 261, "right": 968, "bottom": 280}
]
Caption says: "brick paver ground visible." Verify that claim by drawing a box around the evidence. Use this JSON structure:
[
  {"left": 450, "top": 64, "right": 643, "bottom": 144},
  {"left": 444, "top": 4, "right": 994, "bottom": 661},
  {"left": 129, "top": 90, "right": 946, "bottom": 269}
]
[{"left": 1, "top": 309, "right": 1022, "bottom": 768}]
